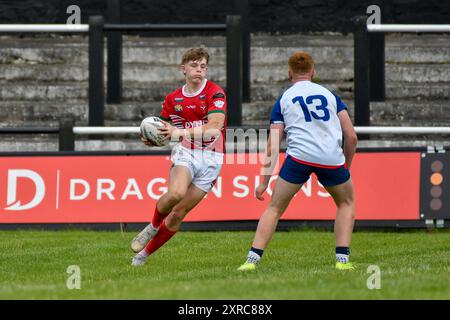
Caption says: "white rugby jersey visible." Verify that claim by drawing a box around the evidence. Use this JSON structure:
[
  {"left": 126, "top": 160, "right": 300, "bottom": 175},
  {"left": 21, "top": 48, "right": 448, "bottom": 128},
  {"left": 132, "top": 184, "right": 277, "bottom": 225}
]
[{"left": 270, "top": 80, "right": 347, "bottom": 166}]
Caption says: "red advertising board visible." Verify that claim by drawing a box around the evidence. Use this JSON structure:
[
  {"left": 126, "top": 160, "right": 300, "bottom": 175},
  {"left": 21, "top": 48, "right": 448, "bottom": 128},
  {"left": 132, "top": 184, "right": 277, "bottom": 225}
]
[{"left": 0, "top": 152, "right": 420, "bottom": 223}]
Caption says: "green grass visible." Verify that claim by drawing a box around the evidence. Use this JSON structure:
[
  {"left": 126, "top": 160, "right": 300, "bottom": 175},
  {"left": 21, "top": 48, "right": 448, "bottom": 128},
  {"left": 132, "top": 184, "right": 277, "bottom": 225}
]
[{"left": 0, "top": 229, "right": 449, "bottom": 299}]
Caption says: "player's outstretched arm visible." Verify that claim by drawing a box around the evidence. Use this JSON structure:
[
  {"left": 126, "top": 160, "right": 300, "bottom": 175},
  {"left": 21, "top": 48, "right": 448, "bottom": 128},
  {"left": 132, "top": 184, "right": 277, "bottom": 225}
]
[
  {"left": 256, "top": 124, "right": 285, "bottom": 201},
  {"left": 338, "top": 110, "right": 358, "bottom": 169}
]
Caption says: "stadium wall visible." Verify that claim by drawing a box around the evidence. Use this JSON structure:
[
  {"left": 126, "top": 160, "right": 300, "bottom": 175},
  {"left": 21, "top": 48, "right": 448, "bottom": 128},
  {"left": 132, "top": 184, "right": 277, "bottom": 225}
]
[
  {"left": 1, "top": 149, "right": 448, "bottom": 230},
  {"left": 1, "top": 0, "right": 450, "bottom": 33}
]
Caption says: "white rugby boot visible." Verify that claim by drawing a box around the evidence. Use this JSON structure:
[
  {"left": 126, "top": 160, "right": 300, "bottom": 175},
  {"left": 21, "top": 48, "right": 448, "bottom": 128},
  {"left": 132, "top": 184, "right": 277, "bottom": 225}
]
[
  {"left": 131, "top": 224, "right": 159, "bottom": 253},
  {"left": 131, "top": 252, "right": 148, "bottom": 267}
]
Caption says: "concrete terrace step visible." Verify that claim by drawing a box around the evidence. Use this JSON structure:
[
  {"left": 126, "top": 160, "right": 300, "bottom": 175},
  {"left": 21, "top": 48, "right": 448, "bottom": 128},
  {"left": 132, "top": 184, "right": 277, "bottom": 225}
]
[
  {"left": 3, "top": 62, "right": 450, "bottom": 84},
  {"left": 0, "top": 101, "right": 163, "bottom": 126},
  {"left": 0, "top": 61, "right": 352, "bottom": 84},
  {"left": 0, "top": 137, "right": 155, "bottom": 152},
  {"left": 0, "top": 81, "right": 88, "bottom": 100},
  {"left": 385, "top": 82, "right": 450, "bottom": 100},
  {"left": 0, "top": 80, "right": 353, "bottom": 101},
  {"left": 2, "top": 99, "right": 449, "bottom": 129},
  {"left": 3, "top": 79, "right": 450, "bottom": 102},
  {"left": 0, "top": 64, "right": 88, "bottom": 82},
  {"left": 242, "top": 99, "right": 450, "bottom": 125},
  {"left": 370, "top": 100, "right": 450, "bottom": 126},
  {"left": 0, "top": 63, "right": 223, "bottom": 83},
  {"left": 0, "top": 38, "right": 88, "bottom": 65},
  {"left": 385, "top": 64, "right": 450, "bottom": 83},
  {"left": 1, "top": 34, "right": 449, "bottom": 66},
  {"left": 0, "top": 100, "right": 289, "bottom": 127}
]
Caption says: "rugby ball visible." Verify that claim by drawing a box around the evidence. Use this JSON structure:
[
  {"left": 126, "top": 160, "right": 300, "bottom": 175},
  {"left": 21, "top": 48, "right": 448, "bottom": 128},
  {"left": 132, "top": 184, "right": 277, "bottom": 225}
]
[{"left": 140, "top": 116, "right": 168, "bottom": 146}]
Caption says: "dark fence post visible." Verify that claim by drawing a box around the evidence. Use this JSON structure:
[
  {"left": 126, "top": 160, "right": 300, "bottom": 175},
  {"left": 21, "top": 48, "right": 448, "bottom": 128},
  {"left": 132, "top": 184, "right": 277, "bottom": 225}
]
[
  {"left": 236, "top": 0, "right": 251, "bottom": 102},
  {"left": 59, "top": 117, "right": 75, "bottom": 151},
  {"left": 89, "top": 15, "right": 105, "bottom": 127},
  {"left": 354, "top": 16, "right": 370, "bottom": 132},
  {"left": 226, "top": 15, "right": 243, "bottom": 126},
  {"left": 107, "top": 0, "right": 122, "bottom": 104},
  {"left": 369, "top": 31, "right": 385, "bottom": 101}
]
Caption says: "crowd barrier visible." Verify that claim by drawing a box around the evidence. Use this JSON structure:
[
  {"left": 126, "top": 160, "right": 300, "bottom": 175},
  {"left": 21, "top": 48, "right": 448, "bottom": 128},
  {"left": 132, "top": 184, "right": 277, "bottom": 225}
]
[{"left": 0, "top": 147, "right": 448, "bottom": 230}]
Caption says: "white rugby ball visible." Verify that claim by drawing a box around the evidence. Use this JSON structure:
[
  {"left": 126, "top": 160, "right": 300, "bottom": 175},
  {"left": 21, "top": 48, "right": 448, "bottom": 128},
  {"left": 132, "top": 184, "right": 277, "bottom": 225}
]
[{"left": 140, "top": 116, "right": 168, "bottom": 146}]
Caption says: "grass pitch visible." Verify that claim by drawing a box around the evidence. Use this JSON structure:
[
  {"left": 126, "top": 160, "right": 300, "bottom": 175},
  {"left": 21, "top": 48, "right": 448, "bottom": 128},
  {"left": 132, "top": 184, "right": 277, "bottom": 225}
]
[{"left": 0, "top": 228, "right": 449, "bottom": 299}]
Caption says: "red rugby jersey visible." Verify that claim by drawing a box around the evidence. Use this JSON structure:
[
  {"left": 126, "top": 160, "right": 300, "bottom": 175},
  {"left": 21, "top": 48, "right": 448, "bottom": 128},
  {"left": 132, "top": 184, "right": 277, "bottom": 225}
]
[{"left": 160, "top": 80, "right": 227, "bottom": 153}]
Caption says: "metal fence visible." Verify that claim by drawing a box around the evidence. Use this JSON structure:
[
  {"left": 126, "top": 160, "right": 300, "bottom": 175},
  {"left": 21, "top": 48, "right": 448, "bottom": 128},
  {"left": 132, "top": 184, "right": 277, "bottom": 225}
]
[{"left": 2, "top": 123, "right": 450, "bottom": 152}]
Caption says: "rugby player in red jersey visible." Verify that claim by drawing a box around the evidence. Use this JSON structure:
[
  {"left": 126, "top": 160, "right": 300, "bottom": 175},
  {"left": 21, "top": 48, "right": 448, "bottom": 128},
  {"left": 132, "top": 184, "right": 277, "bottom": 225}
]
[{"left": 131, "top": 47, "right": 227, "bottom": 266}]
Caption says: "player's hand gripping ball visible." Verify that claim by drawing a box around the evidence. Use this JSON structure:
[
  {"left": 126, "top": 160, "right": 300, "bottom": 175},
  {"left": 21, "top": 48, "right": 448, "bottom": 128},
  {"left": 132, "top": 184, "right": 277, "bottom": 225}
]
[{"left": 140, "top": 116, "right": 169, "bottom": 147}]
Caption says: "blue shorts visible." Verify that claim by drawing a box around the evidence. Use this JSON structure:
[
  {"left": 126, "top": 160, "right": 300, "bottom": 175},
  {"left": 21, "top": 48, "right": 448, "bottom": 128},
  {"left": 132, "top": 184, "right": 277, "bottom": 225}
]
[{"left": 278, "top": 155, "right": 350, "bottom": 187}]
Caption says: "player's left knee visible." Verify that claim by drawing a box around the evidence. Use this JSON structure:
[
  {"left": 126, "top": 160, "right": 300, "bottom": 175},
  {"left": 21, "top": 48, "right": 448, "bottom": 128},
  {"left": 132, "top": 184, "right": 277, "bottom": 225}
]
[
  {"left": 336, "top": 202, "right": 355, "bottom": 217},
  {"left": 167, "top": 191, "right": 185, "bottom": 204},
  {"left": 337, "top": 199, "right": 354, "bottom": 208},
  {"left": 170, "top": 209, "right": 187, "bottom": 223},
  {"left": 165, "top": 219, "right": 181, "bottom": 232},
  {"left": 267, "top": 203, "right": 285, "bottom": 217},
  {"left": 165, "top": 213, "right": 184, "bottom": 230}
]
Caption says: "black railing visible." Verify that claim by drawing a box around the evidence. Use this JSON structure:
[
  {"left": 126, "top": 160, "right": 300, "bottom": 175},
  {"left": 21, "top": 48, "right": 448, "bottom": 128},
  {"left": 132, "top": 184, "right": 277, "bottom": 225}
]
[
  {"left": 226, "top": 16, "right": 243, "bottom": 127},
  {"left": 0, "top": 118, "right": 74, "bottom": 152},
  {"left": 369, "top": 31, "right": 385, "bottom": 102},
  {"left": 353, "top": 16, "right": 371, "bottom": 129},
  {"left": 236, "top": 0, "right": 251, "bottom": 103},
  {"left": 88, "top": 16, "right": 105, "bottom": 127},
  {"left": 106, "top": 0, "right": 122, "bottom": 105},
  {"left": 2, "top": 122, "right": 450, "bottom": 153},
  {"left": 354, "top": 16, "right": 386, "bottom": 130}
]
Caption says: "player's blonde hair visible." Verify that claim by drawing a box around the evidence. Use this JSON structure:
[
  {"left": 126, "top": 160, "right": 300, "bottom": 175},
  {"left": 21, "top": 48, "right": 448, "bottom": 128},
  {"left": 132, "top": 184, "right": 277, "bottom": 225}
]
[
  {"left": 288, "top": 51, "right": 314, "bottom": 75},
  {"left": 181, "top": 47, "right": 210, "bottom": 65}
]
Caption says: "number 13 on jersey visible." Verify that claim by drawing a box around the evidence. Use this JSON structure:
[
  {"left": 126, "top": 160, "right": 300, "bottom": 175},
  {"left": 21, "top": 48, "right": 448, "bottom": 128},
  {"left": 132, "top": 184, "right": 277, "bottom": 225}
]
[{"left": 292, "top": 95, "right": 330, "bottom": 122}]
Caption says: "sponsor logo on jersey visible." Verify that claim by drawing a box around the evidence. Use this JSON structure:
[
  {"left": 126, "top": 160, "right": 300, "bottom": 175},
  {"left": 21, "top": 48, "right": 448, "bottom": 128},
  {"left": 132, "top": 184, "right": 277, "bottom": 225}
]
[
  {"left": 184, "top": 120, "right": 207, "bottom": 128},
  {"left": 174, "top": 104, "right": 183, "bottom": 112},
  {"left": 186, "top": 105, "right": 196, "bottom": 109},
  {"left": 214, "top": 100, "right": 225, "bottom": 108},
  {"left": 212, "top": 92, "right": 225, "bottom": 99},
  {"left": 169, "top": 115, "right": 208, "bottom": 129},
  {"left": 174, "top": 97, "right": 184, "bottom": 102},
  {"left": 199, "top": 94, "right": 206, "bottom": 100}
]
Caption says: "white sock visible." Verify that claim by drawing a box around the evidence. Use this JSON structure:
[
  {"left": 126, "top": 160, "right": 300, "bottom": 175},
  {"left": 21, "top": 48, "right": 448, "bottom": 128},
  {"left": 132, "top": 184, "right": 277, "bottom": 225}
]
[
  {"left": 336, "top": 254, "right": 349, "bottom": 263},
  {"left": 246, "top": 251, "right": 261, "bottom": 264}
]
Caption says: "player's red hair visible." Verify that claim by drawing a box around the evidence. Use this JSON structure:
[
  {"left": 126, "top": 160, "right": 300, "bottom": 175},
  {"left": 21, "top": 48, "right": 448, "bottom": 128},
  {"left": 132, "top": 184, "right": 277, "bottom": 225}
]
[
  {"left": 181, "top": 47, "right": 210, "bottom": 65},
  {"left": 288, "top": 51, "right": 314, "bottom": 75}
]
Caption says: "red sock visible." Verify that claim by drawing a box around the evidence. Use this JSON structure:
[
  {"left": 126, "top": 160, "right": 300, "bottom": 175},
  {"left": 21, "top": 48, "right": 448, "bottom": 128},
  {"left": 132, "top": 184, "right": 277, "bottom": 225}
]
[
  {"left": 151, "top": 205, "right": 168, "bottom": 228},
  {"left": 144, "top": 221, "right": 177, "bottom": 256}
]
